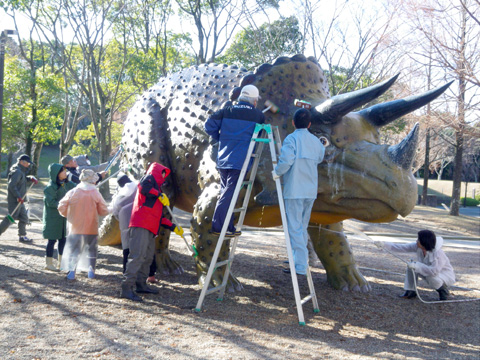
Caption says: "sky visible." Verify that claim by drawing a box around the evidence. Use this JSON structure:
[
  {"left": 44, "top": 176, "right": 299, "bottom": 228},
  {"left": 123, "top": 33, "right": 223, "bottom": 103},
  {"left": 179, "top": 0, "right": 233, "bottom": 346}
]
[{"left": 1, "top": 10, "right": 28, "bottom": 37}]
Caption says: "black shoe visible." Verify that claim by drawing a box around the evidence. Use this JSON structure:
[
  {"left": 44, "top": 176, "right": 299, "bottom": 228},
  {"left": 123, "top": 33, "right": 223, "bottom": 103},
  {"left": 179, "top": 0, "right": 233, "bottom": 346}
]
[
  {"left": 282, "top": 268, "right": 306, "bottom": 276},
  {"left": 399, "top": 290, "right": 417, "bottom": 299},
  {"left": 120, "top": 289, "right": 143, "bottom": 302},
  {"left": 135, "top": 285, "right": 160, "bottom": 294},
  {"left": 19, "top": 236, "right": 32, "bottom": 243},
  {"left": 212, "top": 230, "right": 241, "bottom": 238},
  {"left": 437, "top": 284, "right": 449, "bottom": 301}
]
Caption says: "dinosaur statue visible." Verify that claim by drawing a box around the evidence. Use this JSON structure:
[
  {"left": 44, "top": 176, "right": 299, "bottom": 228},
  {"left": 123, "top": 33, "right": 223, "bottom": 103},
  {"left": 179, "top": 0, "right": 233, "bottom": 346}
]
[{"left": 99, "top": 54, "right": 450, "bottom": 292}]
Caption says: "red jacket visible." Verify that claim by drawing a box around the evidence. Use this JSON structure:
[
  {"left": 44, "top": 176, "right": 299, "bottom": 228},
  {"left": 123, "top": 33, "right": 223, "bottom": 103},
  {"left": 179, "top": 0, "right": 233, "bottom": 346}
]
[{"left": 129, "top": 163, "right": 173, "bottom": 235}]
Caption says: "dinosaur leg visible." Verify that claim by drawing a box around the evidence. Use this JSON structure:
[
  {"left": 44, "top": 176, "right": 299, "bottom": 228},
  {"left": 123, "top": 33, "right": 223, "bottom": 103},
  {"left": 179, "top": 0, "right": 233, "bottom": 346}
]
[
  {"left": 308, "top": 222, "right": 371, "bottom": 292},
  {"left": 154, "top": 208, "right": 184, "bottom": 275},
  {"left": 191, "top": 182, "right": 243, "bottom": 291}
]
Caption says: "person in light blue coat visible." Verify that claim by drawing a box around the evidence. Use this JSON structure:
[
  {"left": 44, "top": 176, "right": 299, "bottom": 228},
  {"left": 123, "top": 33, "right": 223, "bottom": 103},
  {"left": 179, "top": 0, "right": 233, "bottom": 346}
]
[{"left": 272, "top": 108, "right": 325, "bottom": 275}]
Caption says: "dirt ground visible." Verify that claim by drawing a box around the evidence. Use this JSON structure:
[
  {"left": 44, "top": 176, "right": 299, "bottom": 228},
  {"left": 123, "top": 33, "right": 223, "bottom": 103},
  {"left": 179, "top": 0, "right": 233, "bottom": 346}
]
[{"left": 0, "top": 186, "right": 479, "bottom": 359}]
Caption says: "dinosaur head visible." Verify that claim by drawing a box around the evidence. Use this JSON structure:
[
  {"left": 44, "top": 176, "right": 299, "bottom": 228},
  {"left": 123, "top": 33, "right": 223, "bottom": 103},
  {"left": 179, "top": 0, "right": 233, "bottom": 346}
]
[
  {"left": 236, "top": 55, "right": 451, "bottom": 224},
  {"left": 307, "top": 78, "right": 452, "bottom": 223}
]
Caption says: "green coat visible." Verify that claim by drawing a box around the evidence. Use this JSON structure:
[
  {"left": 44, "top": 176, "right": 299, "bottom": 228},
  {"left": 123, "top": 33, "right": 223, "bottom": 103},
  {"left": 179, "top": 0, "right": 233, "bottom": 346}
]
[{"left": 42, "top": 163, "right": 76, "bottom": 240}]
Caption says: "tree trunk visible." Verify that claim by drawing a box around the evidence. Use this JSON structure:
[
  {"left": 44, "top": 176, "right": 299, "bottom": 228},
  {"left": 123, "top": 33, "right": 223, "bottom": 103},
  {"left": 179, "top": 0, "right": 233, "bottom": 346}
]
[
  {"left": 421, "top": 128, "right": 430, "bottom": 205},
  {"left": 31, "top": 143, "right": 43, "bottom": 177},
  {"left": 449, "top": 8, "right": 467, "bottom": 217}
]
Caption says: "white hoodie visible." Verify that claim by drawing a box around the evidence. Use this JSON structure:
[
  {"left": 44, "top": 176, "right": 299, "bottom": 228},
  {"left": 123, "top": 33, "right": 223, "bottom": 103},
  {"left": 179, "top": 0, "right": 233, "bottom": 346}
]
[{"left": 383, "top": 237, "right": 456, "bottom": 286}]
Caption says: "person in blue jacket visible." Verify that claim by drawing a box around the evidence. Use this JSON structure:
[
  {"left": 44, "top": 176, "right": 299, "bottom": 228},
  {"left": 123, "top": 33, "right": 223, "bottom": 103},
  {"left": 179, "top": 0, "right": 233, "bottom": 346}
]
[
  {"left": 204, "top": 85, "right": 265, "bottom": 237},
  {"left": 272, "top": 108, "right": 325, "bottom": 275}
]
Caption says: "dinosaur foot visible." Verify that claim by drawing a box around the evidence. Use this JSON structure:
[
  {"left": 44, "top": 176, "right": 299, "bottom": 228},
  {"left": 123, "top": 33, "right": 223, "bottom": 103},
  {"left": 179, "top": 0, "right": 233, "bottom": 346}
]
[
  {"left": 155, "top": 252, "right": 184, "bottom": 275},
  {"left": 326, "top": 264, "right": 371, "bottom": 292}
]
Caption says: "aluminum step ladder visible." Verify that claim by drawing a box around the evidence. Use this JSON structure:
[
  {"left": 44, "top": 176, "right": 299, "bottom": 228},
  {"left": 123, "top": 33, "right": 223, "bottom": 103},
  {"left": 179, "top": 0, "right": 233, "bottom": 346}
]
[{"left": 194, "top": 123, "right": 319, "bottom": 325}]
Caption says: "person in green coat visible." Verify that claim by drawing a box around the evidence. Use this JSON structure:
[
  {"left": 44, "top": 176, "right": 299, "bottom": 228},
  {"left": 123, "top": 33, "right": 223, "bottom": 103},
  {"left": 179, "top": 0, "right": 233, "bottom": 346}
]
[{"left": 42, "top": 163, "right": 76, "bottom": 270}]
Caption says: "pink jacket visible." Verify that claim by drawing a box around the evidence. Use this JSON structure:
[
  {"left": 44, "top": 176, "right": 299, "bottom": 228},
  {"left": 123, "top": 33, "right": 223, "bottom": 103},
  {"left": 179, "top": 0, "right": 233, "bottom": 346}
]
[{"left": 58, "top": 182, "right": 110, "bottom": 235}]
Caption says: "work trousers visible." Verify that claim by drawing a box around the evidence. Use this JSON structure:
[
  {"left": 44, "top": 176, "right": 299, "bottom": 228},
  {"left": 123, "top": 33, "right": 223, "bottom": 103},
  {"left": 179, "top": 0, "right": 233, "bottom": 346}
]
[
  {"left": 284, "top": 198, "right": 315, "bottom": 275},
  {"left": 404, "top": 267, "right": 444, "bottom": 291},
  {"left": 0, "top": 203, "right": 28, "bottom": 237},
  {"left": 122, "top": 227, "right": 155, "bottom": 289},
  {"left": 211, "top": 168, "right": 241, "bottom": 233},
  {"left": 122, "top": 248, "right": 156, "bottom": 277}
]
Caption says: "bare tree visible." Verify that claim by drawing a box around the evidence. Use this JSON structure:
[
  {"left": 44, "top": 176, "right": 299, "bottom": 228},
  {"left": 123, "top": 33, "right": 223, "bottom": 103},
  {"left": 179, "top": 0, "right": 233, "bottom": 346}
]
[
  {"left": 397, "top": 0, "right": 480, "bottom": 215},
  {"left": 175, "top": 0, "right": 280, "bottom": 64},
  {"left": 296, "top": 0, "right": 405, "bottom": 94}
]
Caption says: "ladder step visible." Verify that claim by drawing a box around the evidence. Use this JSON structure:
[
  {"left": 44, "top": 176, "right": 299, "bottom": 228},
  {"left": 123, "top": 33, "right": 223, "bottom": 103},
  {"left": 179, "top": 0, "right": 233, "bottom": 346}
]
[
  {"left": 215, "top": 259, "right": 230, "bottom": 268},
  {"left": 206, "top": 283, "right": 227, "bottom": 296},
  {"left": 301, "top": 294, "right": 313, "bottom": 306},
  {"left": 242, "top": 180, "right": 253, "bottom": 186},
  {"left": 233, "top": 207, "right": 246, "bottom": 213}
]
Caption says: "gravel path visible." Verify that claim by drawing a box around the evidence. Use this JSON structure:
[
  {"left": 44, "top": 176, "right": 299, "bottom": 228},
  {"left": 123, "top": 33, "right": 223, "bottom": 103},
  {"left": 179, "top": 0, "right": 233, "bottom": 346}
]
[{"left": 0, "top": 192, "right": 479, "bottom": 359}]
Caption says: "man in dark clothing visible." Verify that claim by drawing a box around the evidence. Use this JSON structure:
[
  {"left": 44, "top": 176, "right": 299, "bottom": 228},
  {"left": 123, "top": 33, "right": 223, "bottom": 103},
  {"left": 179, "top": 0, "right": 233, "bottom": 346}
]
[
  {"left": 0, "top": 154, "right": 38, "bottom": 242},
  {"left": 204, "top": 84, "right": 265, "bottom": 237},
  {"left": 61, "top": 154, "right": 106, "bottom": 185}
]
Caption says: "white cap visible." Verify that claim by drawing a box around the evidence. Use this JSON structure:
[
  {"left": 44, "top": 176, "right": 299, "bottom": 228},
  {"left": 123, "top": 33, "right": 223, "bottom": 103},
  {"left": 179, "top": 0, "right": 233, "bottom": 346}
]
[{"left": 240, "top": 84, "right": 260, "bottom": 99}]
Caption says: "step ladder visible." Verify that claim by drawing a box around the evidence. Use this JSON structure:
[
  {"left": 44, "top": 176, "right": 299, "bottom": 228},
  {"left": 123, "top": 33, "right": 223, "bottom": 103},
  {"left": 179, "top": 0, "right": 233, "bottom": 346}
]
[{"left": 194, "top": 123, "right": 319, "bottom": 325}]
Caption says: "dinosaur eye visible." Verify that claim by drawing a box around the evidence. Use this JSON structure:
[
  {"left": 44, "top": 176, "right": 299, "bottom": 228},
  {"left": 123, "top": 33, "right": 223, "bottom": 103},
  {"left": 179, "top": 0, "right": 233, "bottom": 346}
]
[{"left": 319, "top": 136, "right": 330, "bottom": 147}]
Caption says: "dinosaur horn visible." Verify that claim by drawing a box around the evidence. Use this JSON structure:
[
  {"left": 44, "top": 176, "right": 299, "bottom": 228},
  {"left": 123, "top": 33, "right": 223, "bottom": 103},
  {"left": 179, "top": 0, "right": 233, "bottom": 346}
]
[
  {"left": 387, "top": 122, "right": 420, "bottom": 170},
  {"left": 358, "top": 81, "right": 454, "bottom": 127},
  {"left": 311, "top": 74, "right": 399, "bottom": 124}
]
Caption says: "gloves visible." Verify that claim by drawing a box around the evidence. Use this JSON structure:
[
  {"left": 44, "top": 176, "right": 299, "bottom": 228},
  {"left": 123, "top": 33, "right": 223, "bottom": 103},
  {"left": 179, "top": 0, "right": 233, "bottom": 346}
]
[
  {"left": 17, "top": 197, "right": 24, "bottom": 204},
  {"left": 27, "top": 175, "right": 38, "bottom": 185},
  {"left": 272, "top": 170, "right": 280, "bottom": 181},
  {"left": 407, "top": 260, "right": 417, "bottom": 270},
  {"left": 174, "top": 226, "right": 184, "bottom": 237},
  {"left": 374, "top": 241, "right": 384, "bottom": 249},
  {"left": 158, "top": 193, "right": 170, "bottom": 207}
]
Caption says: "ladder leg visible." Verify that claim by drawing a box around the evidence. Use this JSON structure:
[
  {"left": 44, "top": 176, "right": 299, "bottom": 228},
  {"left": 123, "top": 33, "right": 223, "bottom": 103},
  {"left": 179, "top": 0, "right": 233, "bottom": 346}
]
[
  {"left": 306, "top": 267, "right": 319, "bottom": 312},
  {"left": 285, "top": 258, "right": 305, "bottom": 325},
  {"left": 195, "top": 233, "right": 226, "bottom": 311},
  {"left": 269, "top": 125, "right": 320, "bottom": 325}
]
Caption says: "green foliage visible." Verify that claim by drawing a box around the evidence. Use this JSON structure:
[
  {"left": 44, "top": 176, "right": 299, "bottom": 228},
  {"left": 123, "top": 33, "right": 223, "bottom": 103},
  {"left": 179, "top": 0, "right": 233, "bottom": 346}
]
[
  {"left": 118, "top": 33, "right": 194, "bottom": 92},
  {"left": 217, "top": 16, "right": 303, "bottom": 70},
  {"left": 460, "top": 197, "right": 480, "bottom": 206},
  {"left": 323, "top": 65, "right": 378, "bottom": 96},
  {"left": 72, "top": 121, "right": 123, "bottom": 157},
  {"left": 2, "top": 44, "right": 64, "bottom": 153}
]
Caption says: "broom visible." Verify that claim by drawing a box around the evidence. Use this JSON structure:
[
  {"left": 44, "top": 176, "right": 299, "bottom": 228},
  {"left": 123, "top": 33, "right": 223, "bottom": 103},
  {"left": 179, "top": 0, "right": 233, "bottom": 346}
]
[{"left": 6, "top": 182, "right": 35, "bottom": 224}]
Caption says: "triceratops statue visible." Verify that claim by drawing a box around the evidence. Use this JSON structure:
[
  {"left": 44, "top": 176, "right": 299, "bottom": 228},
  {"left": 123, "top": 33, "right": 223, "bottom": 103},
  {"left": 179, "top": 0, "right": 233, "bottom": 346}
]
[{"left": 100, "top": 54, "right": 450, "bottom": 292}]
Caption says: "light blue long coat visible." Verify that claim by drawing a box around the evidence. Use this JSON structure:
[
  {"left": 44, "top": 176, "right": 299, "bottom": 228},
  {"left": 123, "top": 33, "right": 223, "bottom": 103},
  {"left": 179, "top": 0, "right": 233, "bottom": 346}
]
[{"left": 275, "top": 128, "right": 325, "bottom": 199}]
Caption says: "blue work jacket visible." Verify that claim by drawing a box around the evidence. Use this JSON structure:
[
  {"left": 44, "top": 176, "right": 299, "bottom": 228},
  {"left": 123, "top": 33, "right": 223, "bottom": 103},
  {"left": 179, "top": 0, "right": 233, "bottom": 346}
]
[
  {"left": 275, "top": 128, "right": 325, "bottom": 199},
  {"left": 204, "top": 101, "right": 265, "bottom": 170}
]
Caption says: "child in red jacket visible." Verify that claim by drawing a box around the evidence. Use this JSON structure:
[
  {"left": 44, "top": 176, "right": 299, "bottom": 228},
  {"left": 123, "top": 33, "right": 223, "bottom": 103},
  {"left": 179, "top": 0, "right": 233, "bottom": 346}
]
[{"left": 120, "top": 162, "right": 183, "bottom": 301}]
